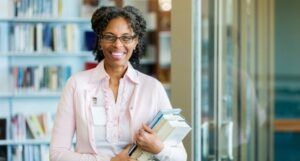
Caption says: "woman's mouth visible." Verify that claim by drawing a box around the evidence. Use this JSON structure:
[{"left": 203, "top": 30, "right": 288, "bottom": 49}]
[{"left": 111, "top": 52, "right": 124, "bottom": 60}]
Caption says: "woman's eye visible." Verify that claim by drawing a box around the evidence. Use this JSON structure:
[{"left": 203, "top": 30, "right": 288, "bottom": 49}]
[
  {"left": 121, "top": 36, "right": 131, "bottom": 41},
  {"left": 105, "top": 36, "right": 115, "bottom": 40}
]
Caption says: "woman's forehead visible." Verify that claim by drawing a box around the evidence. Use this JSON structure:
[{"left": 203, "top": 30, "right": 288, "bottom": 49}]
[{"left": 104, "top": 17, "right": 133, "bottom": 33}]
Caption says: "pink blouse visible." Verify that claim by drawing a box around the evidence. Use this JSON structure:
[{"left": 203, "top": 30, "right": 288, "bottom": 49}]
[{"left": 50, "top": 60, "right": 187, "bottom": 161}]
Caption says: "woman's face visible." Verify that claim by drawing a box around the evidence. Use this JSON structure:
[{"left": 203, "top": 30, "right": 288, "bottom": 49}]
[{"left": 100, "top": 17, "right": 138, "bottom": 69}]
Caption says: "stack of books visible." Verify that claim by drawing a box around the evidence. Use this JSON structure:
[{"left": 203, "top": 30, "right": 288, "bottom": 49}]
[{"left": 129, "top": 108, "right": 191, "bottom": 161}]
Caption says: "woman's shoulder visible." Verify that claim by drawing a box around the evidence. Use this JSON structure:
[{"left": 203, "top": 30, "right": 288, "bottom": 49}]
[
  {"left": 66, "top": 68, "right": 95, "bottom": 87},
  {"left": 73, "top": 68, "right": 94, "bottom": 80},
  {"left": 136, "top": 70, "right": 162, "bottom": 87}
]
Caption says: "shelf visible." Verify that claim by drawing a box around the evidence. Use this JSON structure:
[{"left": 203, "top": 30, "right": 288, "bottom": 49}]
[
  {"left": 0, "top": 139, "right": 50, "bottom": 145},
  {"left": 0, "top": 92, "right": 61, "bottom": 98},
  {"left": 0, "top": 51, "right": 94, "bottom": 57},
  {"left": 276, "top": 95, "right": 300, "bottom": 102},
  {"left": 140, "top": 58, "right": 156, "bottom": 65},
  {"left": 0, "top": 17, "right": 90, "bottom": 23},
  {"left": 274, "top": 119, "right": 300, "bottom": 132},
  {"left": 0, "top": 93, "right": 12, "bottom": 99}
]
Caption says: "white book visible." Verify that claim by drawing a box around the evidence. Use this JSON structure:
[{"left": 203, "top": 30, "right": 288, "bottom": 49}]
[
  {"left": 36, "top": 23, "right": 44, "bottom": 52},
  {"left": 52, "top": 0, "right": 59, "bottom": 17},
  {"left": 156, "top": 119, "right": 187, "bottom": 142},
  {"left": 131, "top": 109, "right": 191, "bottom": 161},
  {"left": 163, "top": 120, "right": 191, "bottom": 146},
  {"left": 53, "top": 25, "right": 63, "bottom": 52},
  {"left": 40, "top": 145, "right": 50, "bottom": 161},
  {"left": 0, "top": 0, "right": 14, "bottom": 18},
  {"left": 12, "top": 145, "right": 23, "bottom": 161}
]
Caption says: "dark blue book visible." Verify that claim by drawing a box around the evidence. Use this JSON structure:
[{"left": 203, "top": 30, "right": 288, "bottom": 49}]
[{"left": 84, "top": 31, "right": 97, "bottom": 51}]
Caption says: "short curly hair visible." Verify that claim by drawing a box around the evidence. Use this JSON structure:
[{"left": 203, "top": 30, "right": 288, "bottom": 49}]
[{"left": 91, "top": 6, "right": 147, "bottom": 68}]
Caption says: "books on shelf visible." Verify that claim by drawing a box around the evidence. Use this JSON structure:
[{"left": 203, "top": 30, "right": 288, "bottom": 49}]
[
  {"left": 0, "top": 1, "right": 100, "bottom": 161},
  {"left": 9, "top": 113, "right": 51, "bottom": 161},
  {"left": 11, "top": 114, "right": 27, "bottom": 140},
  {"left": 12, "top": 144, "right": 50, "bottom": 161},
  {"left": 8, "top": 23, "right": 82, "bottom": 53},
  {"left": 11, "top": 65, "right": 71, "bottom": 92},
  {"left": 12, "top": 113, "right": 54, "bottom": 141},
  {"left": 8, "top": 113, "right": 53, "bottom": 161},
  {"left": 129, "top": 108, "right": 191, "bottom": 161},
  {"left": 0, "top": 0, "right": 76, "bottom": 18}
]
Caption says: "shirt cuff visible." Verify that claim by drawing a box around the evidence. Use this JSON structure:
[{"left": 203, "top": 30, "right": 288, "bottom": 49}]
[{"left": 153, "top": 146, "right": 171, "bottom": 160}]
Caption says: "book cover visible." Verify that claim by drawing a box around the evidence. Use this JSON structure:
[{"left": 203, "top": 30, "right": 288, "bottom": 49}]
[
  {"left": 26, "top": 115, "right": 45, "bottom": 139},
  {"left": 129, "top": 108, "right": 191, "bottom": 160},
  {"left": 128, "top": 108, "right": 181, "bottom": 156}
]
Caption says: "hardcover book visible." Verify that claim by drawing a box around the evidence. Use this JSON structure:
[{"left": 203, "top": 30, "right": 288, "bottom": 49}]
[{"left": 129, "top": 108, "right": 191, "bottom": 161}]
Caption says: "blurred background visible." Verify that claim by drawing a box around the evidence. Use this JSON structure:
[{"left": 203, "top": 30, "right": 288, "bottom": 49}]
[{"left": 0, "top": 0, "right": 299, "bottom": 161}]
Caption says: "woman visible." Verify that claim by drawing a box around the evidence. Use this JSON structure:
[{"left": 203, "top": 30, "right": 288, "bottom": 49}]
[{"left": 50, "top": 6, "right": 187, "bottom": 161}]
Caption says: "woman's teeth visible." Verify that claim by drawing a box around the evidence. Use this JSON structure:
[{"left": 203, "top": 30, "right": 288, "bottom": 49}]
[{"left": 112, "top": 52, "right": 124, "bottom": 59}]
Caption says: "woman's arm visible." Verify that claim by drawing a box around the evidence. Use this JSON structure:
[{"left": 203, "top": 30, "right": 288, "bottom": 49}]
[
  {"left": 50, "top": 77, "right": 111, "bottom": 161},
  {"left": 148, "top": 81, "right": 188, "bottom": 161}
]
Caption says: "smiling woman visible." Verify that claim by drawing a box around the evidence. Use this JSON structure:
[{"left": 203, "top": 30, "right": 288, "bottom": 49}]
[
  {"left": 91, "top": 6, "right": 147, "bottom": 69},
  {"left": 98, "top": 17, "right": 138, "bottom": 69},
  {"left": 50, "top": 5, "right": 187, "bottom": 161}
]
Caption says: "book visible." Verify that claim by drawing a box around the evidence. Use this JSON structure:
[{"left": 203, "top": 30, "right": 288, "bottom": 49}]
[
  {"left": 38, "top": 112, "right": 53, "bottom": 139},
  {"left": 26, "top": 115, "right": 45, "bottom": 139},
  {"left": 128, "top": 108, "right": 181, "bottom": 156},
  {"left": 0, "top": 119, "right": 7, "bottom": 161},
  {"left": 158, "top": 120, "right": 191, "bottom": 146},
  {"left": 84, "top": 31, "right": 97, "bottom": 51},
  {"left": 129, "top": 108, "right": 191, "bottom": 161}
]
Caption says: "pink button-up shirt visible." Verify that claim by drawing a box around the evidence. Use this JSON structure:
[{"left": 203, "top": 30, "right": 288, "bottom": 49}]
[{"left": 50, "top": 60, "right": 187, "bottom": 161}]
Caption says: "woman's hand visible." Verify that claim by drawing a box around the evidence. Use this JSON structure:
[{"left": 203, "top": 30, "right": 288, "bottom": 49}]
[
  {"left": 111, "top": 145, "right": 136, "bottom": 161},
  {"left": 135, "top": 123, "right": 164, "bottom": 154}
]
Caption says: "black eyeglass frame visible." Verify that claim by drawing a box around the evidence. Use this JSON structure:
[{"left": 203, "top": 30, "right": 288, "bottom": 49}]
[{"left": 99, "top": 34, "right": 137, "bottom": 44}]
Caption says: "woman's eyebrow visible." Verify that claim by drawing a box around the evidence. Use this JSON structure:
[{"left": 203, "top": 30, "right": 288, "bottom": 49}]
[{"left": 102, "top": 32, "right": 133, "bottom": 36}]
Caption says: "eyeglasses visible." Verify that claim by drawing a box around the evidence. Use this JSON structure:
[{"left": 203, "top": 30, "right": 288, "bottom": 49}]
[{"left": 100, "top": 34, "right": 137, "bottom": 44}]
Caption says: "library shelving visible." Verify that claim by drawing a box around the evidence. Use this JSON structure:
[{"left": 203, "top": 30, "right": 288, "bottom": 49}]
[
  {"left": 0, "top": 0, "right": 96, "bottom": 161},
  {"left": 0, "top": 1, "right": 170, "bottom": 161}
]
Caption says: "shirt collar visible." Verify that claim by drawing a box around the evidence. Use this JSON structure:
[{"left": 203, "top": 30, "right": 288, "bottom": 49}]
[{"left": 89, "top": 60, "right": 139, "bottom": 84}]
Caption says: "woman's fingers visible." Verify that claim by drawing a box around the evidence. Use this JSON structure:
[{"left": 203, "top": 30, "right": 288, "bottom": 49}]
[
  {"left": 135, "top": 124, "right": 164, "bottom": 154},
  {"left": 142, "top": 123, "right": 154, "bottom": 134}
]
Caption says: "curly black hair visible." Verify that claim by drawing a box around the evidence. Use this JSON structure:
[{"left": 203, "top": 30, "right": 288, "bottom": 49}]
[{"left": 91, "top": 6, "right": 147, "bottom": 68}]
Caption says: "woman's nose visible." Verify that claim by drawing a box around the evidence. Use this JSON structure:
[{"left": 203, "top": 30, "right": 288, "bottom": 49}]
[{"left": 112, "top": 38, "right": 124, "bottom": 47}]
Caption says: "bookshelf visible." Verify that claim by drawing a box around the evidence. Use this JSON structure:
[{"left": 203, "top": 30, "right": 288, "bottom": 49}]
[
  {"left": 0, "top": 0, "right": 95, "bottom": 161},
  {"left": 0, "top": 1, "right": 171, "bottom": 161}
]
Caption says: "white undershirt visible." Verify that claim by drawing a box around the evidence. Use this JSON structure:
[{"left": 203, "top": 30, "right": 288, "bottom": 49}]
[{"left": 93, "top": 78, "right": 133, "bottom": 158}]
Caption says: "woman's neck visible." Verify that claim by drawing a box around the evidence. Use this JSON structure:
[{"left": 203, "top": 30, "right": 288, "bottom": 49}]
[
  {"left": 104, "top": 62, "right": 128, "bottom": 80},
  {"left": 104, "top": 61, "right": 128, "bottom": 102}
]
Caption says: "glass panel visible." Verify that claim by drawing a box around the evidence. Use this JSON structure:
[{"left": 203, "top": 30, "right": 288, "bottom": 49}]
[
  {"left": 198, "top": 0, "right": 273, "bottom": 161},
  {"left": 218, "top": 0, "right": 237, "bottom": 160},
  {"left": 201, "top": 0, "right": 217, "bottom": 160}
]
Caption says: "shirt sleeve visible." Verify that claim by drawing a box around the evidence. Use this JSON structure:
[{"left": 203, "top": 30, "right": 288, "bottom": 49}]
[
  {"left": 154, "top": 81, "right": 188, "bottom": 161},
  {"left": 50, "top": 77, "right": 111, "bottom": 161},
  {"left": 154, "top": 143, "right": 187, "bottom": 161}
]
